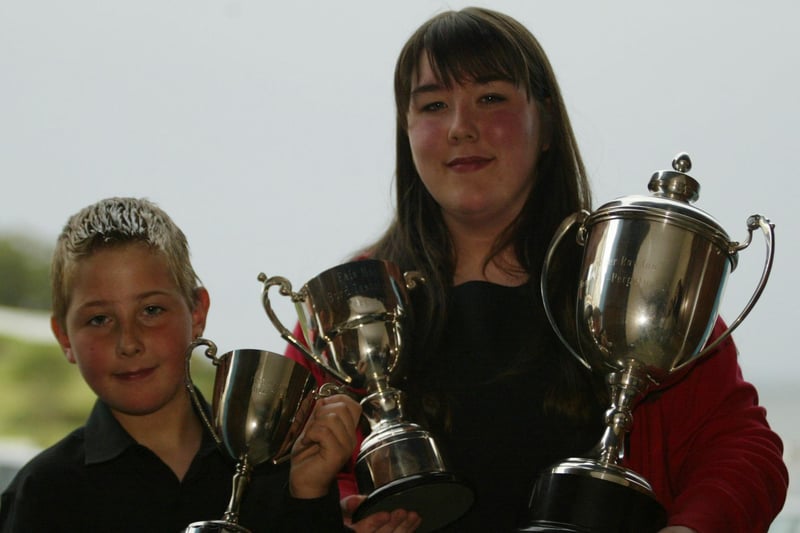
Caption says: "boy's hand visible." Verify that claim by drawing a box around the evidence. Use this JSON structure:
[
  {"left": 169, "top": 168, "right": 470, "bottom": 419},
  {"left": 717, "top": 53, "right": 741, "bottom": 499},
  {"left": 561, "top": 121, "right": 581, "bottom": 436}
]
[
  {"left": 288, "top": 394, "right": 361, "bottom": 499},
  {"left": 342, "top": 495, "right": 422, "bottom": 533}
]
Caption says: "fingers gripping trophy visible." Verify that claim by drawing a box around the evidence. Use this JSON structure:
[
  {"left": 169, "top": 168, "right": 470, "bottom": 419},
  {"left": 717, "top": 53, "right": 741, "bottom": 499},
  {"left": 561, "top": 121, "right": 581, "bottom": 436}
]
[
  {"left": 521, "top": 153, "right": 776, "bottom": 532},
  {"left": 259, "top": 259, "right": 474, "bottom": 532}
]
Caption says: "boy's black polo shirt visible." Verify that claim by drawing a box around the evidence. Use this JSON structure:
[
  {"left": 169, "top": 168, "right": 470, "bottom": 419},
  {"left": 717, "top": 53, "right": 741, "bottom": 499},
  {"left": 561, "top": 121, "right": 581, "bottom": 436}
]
[{"left": 0, "top": 399, "right": 343, "bottom": 532}]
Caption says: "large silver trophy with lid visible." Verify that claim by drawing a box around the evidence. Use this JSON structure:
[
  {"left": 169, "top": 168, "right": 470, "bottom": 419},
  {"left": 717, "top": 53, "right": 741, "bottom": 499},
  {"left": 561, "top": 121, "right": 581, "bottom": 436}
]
[
  {"left": 520, "top": 153, "right": 775, "bottom": 532},
  {"left": 259, "top": 259, "right": 474, "bottom": 532},
  {"left": 183, "top": 338, "right": 324, "bottom": 533}
]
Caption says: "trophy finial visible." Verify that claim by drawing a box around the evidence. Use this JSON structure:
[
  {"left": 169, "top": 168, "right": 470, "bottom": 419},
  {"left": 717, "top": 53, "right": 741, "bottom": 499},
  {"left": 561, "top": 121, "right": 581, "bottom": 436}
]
[
  {"left": 648, "top": 152, "right": 699, "bottom": 203},
  {"left": 672, "top": 152, "right": 692, "bottom": 173}
]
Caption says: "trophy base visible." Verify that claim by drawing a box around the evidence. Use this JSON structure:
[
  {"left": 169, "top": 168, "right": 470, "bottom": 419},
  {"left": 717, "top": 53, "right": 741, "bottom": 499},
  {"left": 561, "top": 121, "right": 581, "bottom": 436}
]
[
  {"left": 518, "top": 459, "right": 666, "bottom": 533},
  {"left": 184, "top": 520, "right": 250, "bottom": 533},
  {"left": 352, "top": 471, "right": 474, "bottom": 533}
]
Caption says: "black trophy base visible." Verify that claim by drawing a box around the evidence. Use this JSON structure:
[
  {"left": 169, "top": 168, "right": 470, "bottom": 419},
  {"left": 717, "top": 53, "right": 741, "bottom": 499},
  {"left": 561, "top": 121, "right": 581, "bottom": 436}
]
[
  {"left": 518, "top": 469, "right": 667, "bottom": 533},
  {"left": 352, "top": 471, "right": 474, "bottom": 533}
]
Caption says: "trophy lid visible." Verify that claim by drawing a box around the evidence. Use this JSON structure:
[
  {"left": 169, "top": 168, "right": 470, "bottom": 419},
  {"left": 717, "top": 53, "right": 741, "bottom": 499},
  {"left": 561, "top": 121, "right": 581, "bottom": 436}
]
[{"left": 586, "top": 152, "right": 737, "bottom": 268}]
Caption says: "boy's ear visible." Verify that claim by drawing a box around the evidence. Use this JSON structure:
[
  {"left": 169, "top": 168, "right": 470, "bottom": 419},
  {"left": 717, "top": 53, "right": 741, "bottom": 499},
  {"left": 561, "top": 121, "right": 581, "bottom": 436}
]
[
  {"left": 191, "top": 287, "right": 211, "bottom": 338},
  {"left": 51, "top": 316, "right": 76, "bottom": 364}
]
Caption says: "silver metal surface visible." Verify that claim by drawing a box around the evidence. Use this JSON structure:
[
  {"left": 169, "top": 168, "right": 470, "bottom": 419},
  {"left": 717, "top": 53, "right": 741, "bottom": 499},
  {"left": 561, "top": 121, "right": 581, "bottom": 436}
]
[
  {"left": 184, "top": 521, "right": 249, "bottom": 533},
  {"left": 260, "top": 260, "right": 423, "bottom": 392},
  {"left": 547, "top": 458, "right": 654, "bottom": 496},
  {"left": 260, "top": 260, "right": 472, "bottom": 522},
  {"left": 532, "top": 153, "right": 776, "bottom": 524},
  {"left": 184, "top": 338, "right": 316, "bottom": 533},
  {"left": 543, "top": 153, "right": 775, "bottom": 390}
]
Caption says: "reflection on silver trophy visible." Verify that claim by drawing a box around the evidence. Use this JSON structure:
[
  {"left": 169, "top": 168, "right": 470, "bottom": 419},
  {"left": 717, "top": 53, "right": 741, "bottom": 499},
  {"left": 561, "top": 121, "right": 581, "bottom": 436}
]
[
  {"left": 259, "top": 259, "right": 474, "bottom": 532},
  {"left": 183, "top": 338, "right": 317, "bottom": 533},
  {"left": 520, "top": 153, "right": 776, "bottom": 532}
]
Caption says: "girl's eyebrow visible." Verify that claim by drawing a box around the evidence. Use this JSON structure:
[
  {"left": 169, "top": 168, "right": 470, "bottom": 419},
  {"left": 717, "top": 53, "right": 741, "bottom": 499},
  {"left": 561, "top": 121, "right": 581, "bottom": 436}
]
[
  {"left": 410, "top": 82, "right": 444, "bottom": 98},
  {"left": 474, "top": 74, "right": 513, "bottom": 84},
  {"left": 411, "top": 75, "right": 513, "bottom": 97}
]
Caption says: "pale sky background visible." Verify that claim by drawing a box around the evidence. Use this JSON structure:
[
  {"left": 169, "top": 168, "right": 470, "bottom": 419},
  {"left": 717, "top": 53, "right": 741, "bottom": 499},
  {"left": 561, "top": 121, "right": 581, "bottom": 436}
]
[{"left": 2, "top": 1, "right": 798, "bottom": 389}]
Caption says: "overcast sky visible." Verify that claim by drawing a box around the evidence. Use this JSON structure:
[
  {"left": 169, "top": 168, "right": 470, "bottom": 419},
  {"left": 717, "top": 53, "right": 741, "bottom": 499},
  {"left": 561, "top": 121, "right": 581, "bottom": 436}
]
[{"left": 2, "top": 0, "right": 798, "bottom": 393}]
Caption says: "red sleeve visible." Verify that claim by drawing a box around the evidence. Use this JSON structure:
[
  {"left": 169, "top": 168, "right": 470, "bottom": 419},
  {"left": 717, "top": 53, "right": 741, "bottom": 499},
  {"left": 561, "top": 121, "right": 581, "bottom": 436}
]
[
  {"left": 284, "top": 323, "right": 364, "bottom": 501},
  {"left": 626, "top": 319, "right": 788, "bottom": 532}
]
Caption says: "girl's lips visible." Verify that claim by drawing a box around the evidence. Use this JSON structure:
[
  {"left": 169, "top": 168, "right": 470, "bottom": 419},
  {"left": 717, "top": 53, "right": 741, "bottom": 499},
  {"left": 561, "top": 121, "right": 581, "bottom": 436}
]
[
  {"left": 446, "top": 156, "right": 494, "bottom": 172},
  {"left": 115, "top": 367, "right": 156, "bottom": 381}
]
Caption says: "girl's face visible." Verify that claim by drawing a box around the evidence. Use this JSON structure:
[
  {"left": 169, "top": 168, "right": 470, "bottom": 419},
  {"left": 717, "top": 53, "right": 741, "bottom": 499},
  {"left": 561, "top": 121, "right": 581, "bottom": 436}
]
[
  {"left": 52, "top": 242, "right": 208, "bottom": 419},
  {"left": 406, "top": 54, "right": 547, "bottom": 235}
]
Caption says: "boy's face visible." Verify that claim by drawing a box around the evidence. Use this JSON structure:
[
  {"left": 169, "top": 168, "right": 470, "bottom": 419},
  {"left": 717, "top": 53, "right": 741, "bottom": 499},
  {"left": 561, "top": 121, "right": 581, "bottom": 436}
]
[{"left": 51, "top": 242, "right": 209, "bottom": 418}]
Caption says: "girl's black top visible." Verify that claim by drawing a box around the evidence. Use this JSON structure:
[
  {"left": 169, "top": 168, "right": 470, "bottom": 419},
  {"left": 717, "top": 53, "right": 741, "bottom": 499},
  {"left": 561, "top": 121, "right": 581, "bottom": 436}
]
[{"left": 407, "top": 281, "right": 603, "bottom": 532}]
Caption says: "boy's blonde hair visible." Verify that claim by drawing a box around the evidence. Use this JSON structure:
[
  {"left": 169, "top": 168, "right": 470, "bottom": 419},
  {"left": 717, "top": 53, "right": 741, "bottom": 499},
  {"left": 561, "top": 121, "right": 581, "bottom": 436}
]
[{"left": 51, "top": 197, "right": 202, "bottom": 327}]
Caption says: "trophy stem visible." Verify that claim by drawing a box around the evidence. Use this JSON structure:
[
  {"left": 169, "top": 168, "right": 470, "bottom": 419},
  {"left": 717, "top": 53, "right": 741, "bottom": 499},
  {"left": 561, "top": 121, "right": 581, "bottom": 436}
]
[
  {"left": 361, "top": 388, "right": 406, "bottom": 431},
  {"left": 520, "top": 360, "right": 663, "bottom": 532},
  {"left": 592, "top": 359, "right": 649, "bottom": 466},
  {"left": 222, "top": 456, "right": 252, "bottom": 525}
]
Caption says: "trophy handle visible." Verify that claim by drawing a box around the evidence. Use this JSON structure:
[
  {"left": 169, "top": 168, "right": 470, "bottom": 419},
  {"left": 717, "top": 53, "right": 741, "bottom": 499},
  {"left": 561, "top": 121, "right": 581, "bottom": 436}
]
[
  {"left": 315, "top": 381, "right": 348, "bottom": 398},
  {"left": 403, "top": 270, "right": 426, "bottom": 289},
  {"left": 541, "top": 210, "right": 592, "bottom": 371},
  {"left": 257, "top": 272, "right": 351, "bottom": 384},
  {"left": 257, "top": 272, "right": 315, "bottom": 359},
  {"left": 184, "top": 337, "right": 224, "bottom": 447},
  {"left": 678, "top": 214, "right": 775, "bottom": 366}
]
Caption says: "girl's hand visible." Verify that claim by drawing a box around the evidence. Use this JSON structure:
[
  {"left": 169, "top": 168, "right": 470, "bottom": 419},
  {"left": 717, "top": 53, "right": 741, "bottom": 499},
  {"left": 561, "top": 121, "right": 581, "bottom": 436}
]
[{"left": 341, "top": 494, "right": 422, "bottom": 533}]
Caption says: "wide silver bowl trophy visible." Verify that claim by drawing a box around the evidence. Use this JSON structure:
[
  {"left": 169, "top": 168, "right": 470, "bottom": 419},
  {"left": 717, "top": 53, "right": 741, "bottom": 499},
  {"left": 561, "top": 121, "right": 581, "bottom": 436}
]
[
  {"left": 520, "top": 153, "right": 775, "bottom": 532},
  {"left": 259, "top": 259, "right": 474, "bottom": 532},
  {"left": 182, "top": 338, "right": 321, "bottom": 533}
]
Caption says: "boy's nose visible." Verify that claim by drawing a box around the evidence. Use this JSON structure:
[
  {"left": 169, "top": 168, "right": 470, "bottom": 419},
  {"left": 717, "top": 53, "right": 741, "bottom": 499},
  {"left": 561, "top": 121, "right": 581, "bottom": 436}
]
[{"left": 117, "top": 323, "right": 143, "bottom": 357}]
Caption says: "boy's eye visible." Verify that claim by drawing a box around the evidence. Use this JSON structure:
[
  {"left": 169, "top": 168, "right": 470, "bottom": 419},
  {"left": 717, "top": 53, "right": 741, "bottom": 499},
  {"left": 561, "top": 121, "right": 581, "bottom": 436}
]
[
  {"left": 144, "top": 305, "right": 165, "bottom": 316},
  {"left": 88, "top": 315, "right": 109, "bottom": 326}
]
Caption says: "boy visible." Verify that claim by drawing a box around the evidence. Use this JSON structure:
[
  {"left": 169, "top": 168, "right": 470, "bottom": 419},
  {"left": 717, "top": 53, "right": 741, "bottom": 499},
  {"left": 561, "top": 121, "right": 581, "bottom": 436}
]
[{"left": 0, "top": 197, "right": 360, "bottom": 532}]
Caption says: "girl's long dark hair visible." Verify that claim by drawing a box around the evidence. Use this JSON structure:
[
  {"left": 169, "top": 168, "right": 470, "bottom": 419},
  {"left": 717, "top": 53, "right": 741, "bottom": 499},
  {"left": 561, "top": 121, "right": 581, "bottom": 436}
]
[{"left": 366, "top": 7, "right": 603, "bottom": 425}]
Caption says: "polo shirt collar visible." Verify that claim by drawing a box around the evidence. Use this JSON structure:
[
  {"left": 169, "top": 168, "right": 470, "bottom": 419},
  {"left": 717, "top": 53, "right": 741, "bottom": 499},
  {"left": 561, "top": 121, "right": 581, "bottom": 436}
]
[
  {"left": 83, "top": 400, "right": 135, "bottom": 465},
  {"left": 82, "top": 391, "right": 221, "bottom": 466}
]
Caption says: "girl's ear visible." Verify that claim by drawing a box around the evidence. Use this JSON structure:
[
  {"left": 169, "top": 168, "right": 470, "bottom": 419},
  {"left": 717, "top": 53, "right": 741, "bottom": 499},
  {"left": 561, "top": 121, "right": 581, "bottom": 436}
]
[{"left": 51, "top": 316, "right": 76, "bottom": 364}]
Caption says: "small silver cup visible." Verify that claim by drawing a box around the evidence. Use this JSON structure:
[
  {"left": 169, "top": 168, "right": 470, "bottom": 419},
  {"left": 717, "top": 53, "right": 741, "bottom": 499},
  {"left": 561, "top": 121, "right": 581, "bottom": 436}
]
[
  {"left": 520, "top": 153, "right": 775, "bottom": 532},
  {"left": 259, "top": 259, "right": 474, "bottom": 532},
  {"left": 183, "top": 338, "right": 317, "bottom": 533}
]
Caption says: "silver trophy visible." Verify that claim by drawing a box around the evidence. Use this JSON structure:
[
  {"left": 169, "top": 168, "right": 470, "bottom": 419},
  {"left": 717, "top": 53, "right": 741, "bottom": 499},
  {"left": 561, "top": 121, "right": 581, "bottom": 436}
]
[
  {"left": 259, "top": 259, "right": 474, "bottom": 532},
  {"left": 183, "top": 338, "right": 319, "bottom": 533},
  {"left": 521, "top": 153, "right": 775, "bottom": 532}
]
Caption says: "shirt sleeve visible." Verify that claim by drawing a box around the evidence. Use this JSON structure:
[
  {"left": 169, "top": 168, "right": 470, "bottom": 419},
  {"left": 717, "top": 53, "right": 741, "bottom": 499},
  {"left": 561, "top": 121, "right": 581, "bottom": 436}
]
[
  {"left": 628, "top": 319, "right": 788, "bottom": 532},
  {"left": 275, "top": 488, "right": 347, "bottom": 533}
]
